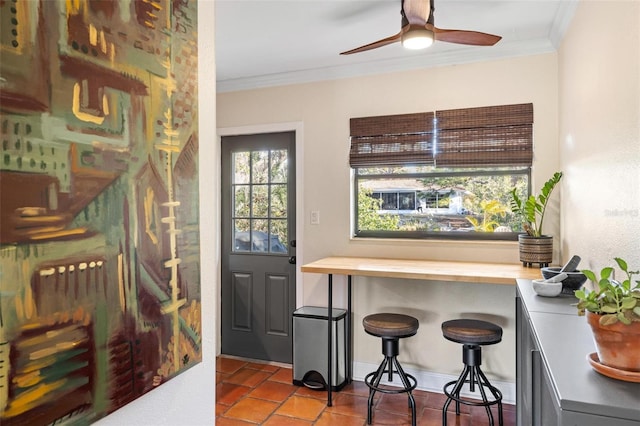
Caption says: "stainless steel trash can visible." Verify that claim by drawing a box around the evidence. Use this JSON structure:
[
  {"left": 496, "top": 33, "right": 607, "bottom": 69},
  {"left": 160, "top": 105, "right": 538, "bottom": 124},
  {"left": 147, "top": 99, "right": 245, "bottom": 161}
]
[{"left": 293, "top": 306, "right": 347, "bottom": 391}]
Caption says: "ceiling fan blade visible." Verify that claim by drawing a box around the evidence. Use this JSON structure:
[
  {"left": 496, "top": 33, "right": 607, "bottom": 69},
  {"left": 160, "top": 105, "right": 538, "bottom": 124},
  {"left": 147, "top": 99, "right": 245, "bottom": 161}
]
[
  {"left": 339, "top": 0, "right": 501, "bottom": 55},
  {"left": 340, "top": 31, "right": 403, "bottom": 55},
  {"left": 403, "top": 0, "right": 430, "bottom": 25},
  {"left": 432, "top": 27, "right": 502, "bottom": 46}
]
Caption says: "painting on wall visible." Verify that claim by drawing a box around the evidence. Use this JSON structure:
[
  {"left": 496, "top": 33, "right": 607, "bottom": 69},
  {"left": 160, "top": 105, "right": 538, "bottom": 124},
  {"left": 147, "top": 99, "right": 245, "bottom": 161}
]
[{"left": 0, "top": 0, "right": 200, "bottom": 424}]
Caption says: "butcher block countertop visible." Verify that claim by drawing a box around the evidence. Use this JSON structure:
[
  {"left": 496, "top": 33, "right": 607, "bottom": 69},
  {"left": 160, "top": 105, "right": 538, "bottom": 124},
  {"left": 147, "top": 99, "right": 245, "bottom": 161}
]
[{"left": 301, "top": 256, "right": 542, "bottom": 285}]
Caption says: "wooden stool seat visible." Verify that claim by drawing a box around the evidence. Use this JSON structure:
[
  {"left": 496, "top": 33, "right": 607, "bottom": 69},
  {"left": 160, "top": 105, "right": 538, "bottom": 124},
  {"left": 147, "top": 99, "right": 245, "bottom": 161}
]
[
  {"left": 441, "top": 319, "right": 502, "bottom": 345},
  {"left": 363, "top": 313, "right": 419, "bottom": 338}
]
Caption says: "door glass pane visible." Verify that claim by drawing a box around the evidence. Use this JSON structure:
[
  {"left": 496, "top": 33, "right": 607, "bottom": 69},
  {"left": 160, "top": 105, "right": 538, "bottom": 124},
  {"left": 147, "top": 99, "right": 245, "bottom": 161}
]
[
  {"left": 233, "top": 219, "right": 250, "bottom": 251},
  {"left": 252, "top": 184, "right": 268, "bottom": 217},
  {"left": 270, "top": 220, "right": 287, "bottom": 253},
  {"left": 234, "top": 185, "right": 250, "bottom": 217},
  {"left": 232, "top": 148, "right": 289, "bottom": 254},
  {"left": 270, "top": 184, "right": 287, "bottom": 218},
  {"left": 270, "top": 149, "right": 288, "bottom": 183},
  {"left": 233, "top": 152, "right": 250, "bottom": 184},
  {"left": 252, "top": 151, "right": 268, "bottom": 184},
  {"left": 251, "top": 219, "right": 269, "bottom": 252}
]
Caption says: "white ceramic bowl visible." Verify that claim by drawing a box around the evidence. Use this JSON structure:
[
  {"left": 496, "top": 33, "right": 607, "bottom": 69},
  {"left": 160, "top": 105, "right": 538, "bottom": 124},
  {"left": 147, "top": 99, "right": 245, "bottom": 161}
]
[{"left": 532, "top": 279, "right": 562, "bottom": 297}]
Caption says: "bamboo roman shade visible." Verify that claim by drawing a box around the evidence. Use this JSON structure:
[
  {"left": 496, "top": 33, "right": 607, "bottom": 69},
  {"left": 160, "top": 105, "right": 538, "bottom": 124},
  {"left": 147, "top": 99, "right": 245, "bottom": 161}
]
[
  {"left": 435, "top": 103, "right": 533, "bottom": 167},
  {"left": 349, "top": 103, "right": 533, "bottom": 168},
  {"left": 349, "top": 112, "right": 435, "bottom": 167}
]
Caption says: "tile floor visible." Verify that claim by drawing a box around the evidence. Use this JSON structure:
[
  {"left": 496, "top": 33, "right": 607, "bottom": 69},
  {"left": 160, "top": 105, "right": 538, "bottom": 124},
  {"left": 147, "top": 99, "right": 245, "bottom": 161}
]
[{"left": 216, "top": 356, "right": 517, "bottom": 425}]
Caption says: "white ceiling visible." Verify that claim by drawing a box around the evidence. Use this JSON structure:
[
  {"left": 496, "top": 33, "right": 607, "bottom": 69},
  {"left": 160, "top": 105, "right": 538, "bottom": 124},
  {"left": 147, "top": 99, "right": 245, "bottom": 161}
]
[{"left": 215, "top": 0, "right": 578, "bottom": 92}]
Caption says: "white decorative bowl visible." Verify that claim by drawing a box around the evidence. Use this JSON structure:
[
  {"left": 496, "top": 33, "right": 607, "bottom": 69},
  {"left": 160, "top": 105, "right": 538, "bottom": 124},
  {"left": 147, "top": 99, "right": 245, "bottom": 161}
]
[{"left": 532, "top": 279, "right": 562, "bottom": 297}]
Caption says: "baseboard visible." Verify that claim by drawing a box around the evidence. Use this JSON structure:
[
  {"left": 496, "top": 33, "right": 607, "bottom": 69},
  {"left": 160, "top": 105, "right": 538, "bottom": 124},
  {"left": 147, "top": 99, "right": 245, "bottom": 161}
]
[{"left": 352, "top": 361, "right": 516, "bottom": 405}]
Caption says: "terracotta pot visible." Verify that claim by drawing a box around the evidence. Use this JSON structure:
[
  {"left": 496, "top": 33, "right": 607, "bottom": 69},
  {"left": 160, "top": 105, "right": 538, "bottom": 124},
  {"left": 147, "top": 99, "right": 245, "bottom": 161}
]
[
  {"left": 586, "top": 311, "right": 640, "bottom": 372},
  {"left": 518, "top": 235, "right": 553, "bottom": 268}
]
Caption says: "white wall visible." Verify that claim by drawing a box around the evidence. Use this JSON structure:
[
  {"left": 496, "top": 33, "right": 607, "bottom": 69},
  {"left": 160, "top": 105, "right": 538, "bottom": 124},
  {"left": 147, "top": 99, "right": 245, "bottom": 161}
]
[
  {"left": 559, "top": 1, "right": 640, "bottom": 271},
  {"left": 217, "top": 54, "right": 560, "bottom": 388},
  {"left": 94, "top": 1, "right": 217, "bottom": 424}
]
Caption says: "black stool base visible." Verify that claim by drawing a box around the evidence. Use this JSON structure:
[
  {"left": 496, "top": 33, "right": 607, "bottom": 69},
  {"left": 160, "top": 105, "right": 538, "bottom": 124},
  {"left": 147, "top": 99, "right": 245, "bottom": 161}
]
[
  {"left": 442, "top": 362, "right": 504, "bottom": 426},
  {"left": 365, "top": 355, "right": 417, "bottom": 426}
]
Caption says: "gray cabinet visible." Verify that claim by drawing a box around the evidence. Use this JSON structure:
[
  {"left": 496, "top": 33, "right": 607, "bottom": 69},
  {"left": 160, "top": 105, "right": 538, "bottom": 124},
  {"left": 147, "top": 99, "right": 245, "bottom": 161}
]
[
  {"left": 516, "top": 295, "right": 562, "bottom": 426},
  {"left": 516, "top": 280, "right": 640, "bottom": 426},
  {"left": 515, "top": 296, "right": 535, "bottom": 426}
]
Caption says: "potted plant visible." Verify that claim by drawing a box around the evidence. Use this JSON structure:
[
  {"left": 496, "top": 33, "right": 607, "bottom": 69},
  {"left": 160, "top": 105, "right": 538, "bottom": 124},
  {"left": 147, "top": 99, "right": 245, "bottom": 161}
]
[
  {"left": 575, "top": 257, "right": 640, "bottom": 373},
  {"left": 509, "top": 171, "right": 563, "bottom": 267}
]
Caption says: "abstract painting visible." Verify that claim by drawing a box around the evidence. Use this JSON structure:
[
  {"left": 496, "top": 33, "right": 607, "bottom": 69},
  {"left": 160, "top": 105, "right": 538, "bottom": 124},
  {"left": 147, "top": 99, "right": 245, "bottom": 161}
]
[{"left": 0, "top": 1, "right": 200, "bottom": 424}]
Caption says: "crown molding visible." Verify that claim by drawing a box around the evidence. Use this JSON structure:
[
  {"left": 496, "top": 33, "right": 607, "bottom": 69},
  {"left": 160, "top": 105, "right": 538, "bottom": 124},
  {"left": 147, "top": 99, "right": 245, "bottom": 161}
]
[{"left": 217, "top": 39, "right": 556, "bottom": 93}]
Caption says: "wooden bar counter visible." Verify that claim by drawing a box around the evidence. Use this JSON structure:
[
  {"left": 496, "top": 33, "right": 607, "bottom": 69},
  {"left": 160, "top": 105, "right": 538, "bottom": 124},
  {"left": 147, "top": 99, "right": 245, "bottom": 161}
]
[
  {"left": 300, "top": 256, "right": 544, "bottom": 406},
  {"left": 301, "top": 256, "right": 542, "bottom": 284}
]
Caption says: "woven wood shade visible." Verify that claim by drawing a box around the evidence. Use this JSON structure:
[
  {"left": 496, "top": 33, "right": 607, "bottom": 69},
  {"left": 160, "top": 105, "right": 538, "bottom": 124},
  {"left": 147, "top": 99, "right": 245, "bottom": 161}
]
[
  {"left": 349, "top": 103, "right": 533, "bottom": 168},
  {"left": 435, "top": 103, "right": 533, "bottom": 167},
  {"left": 349, "top": 112, "right": 435, "bottom": 167}
]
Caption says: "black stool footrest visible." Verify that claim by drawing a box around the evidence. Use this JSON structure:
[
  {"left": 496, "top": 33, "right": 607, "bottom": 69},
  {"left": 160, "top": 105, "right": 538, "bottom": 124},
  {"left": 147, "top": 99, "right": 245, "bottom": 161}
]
[
  {"left": 442, "top": 365, "right": 504, "bottom": 426},
  {"left": 443, "top": 378, "right": 503, "bottom": 407},
  {"left": 364, "top": 370, "right": 417, "bottom": 394},
  {"left": 365, "top": 355, "right": 417, "bottom": 426}
]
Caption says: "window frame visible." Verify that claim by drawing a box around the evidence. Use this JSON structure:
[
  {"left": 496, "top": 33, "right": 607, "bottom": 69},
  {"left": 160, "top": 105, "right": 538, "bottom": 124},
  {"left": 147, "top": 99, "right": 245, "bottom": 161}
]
[{"left": 352, "top": 166, "right": 531, "bottom": 241}]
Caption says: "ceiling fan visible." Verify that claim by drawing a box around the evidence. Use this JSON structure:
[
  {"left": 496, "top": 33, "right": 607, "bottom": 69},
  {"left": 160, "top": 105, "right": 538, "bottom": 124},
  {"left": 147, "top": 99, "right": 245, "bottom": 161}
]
[{"left": 340, "top": 0, "right": 502, "bottom": 55}]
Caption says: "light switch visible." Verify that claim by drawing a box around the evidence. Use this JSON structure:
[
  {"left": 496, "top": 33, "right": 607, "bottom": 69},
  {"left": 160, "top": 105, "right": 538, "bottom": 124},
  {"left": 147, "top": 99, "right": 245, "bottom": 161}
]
[{"left": 310, "top": 210, "right": 320, "bottom": 225}]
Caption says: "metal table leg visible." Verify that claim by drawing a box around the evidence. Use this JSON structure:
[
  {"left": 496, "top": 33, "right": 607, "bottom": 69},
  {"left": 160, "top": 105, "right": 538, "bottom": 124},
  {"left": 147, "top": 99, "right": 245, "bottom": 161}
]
[
  {"left": 327, "top": 273, "right": 352, "bottom": 405},
  {"left": 347, "top": 275, "right": 352, "bottom": 383},
  {"left": 327, "top": 273, "right": 333, "bottom": 406}
]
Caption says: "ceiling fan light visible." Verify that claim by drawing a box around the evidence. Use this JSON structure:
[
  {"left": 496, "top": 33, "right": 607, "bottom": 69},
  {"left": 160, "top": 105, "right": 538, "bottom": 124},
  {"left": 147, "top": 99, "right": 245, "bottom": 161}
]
[{"left": 402, "top": 28, "right": 434, "bottom": 50}]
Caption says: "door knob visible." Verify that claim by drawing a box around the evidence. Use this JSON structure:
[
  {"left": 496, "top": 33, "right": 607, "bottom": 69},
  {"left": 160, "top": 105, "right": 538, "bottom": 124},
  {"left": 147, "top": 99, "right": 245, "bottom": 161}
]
[{"left": 288, "top": 256, "right": 296, "bottom": 264}]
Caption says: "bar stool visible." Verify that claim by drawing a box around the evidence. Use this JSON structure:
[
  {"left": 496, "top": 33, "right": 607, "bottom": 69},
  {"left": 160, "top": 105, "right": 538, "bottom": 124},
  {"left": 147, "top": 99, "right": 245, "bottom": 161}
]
[
  {"left": 441, "top": 319, "right": 504, "bottom": 426},
  {"left": 363, "top": 313, "right": 419, "bottom": 426}
]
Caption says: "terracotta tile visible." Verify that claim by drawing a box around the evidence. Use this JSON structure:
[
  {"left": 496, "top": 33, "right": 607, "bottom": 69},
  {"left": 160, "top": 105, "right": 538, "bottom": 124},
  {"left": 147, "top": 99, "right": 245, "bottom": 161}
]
[
  {"left": 217, "top": 357, "right": 248, "bottom": 374},
  {"left": 425, "top": 392, "right": 471, "bottom": 414},
  {"left": 223, "top": 397, "right": 279, "bottom": 424},
  {"left": 293, "top": 384, "right": 329, "bottom": 399},
  {"left": 262, "top": 414, "right": 313, "bottom": 426},
  {"left": 269, "top": 366, "right": 293, "bottom": 383},
  {"left": 246, "top": 361, "right": 280, "bottom": 373},
  {"left": 325, "top": 392, "right": 369, "bottom": 418},
  {"left": 275, "top": 395, "right": 326, "bottom": 421},
  {"left": 469, "top": 404, "right": 516, "bottom": 426},
  {"left": 226, "top": 367, "right": 272, "bottom": 388},
  {"left": 213, "top": 357, "right": 516, "bottom": 426},
  {"left": 314, "top": 410, "right": 366, "bottom": 426},
  {"left": 375, "top": 392, "right": 428, "bottom": 416},
  {"left": 340, "top": 380, "right": 371, "bottom": 397},
  {"left": 216, "top": 402, "right": 230, "bottom": 417},
  {"left": 503, "top": 403, "right": 516, "bottom": 412},
  {"left": 503, "top": 406, "right": 517, "bottom": 426},
  {"left": 216, "top": 382, "right": 251, "bottom": 406},
  {"left": 367, "top": 407, "right": 416, "bottom": 425},
  {"left": 215, "top": 416, "right": 257, "bottom": 425},
  {"left": 420, "top": 406, "right": 471, "bottom": 426},
  {"left": 248, "top": 380, "right": 295, "bottom": 402}
]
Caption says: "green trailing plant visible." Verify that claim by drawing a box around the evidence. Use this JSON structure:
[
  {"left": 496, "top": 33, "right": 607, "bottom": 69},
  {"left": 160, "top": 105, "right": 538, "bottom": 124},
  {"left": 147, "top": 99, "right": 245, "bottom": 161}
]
[
  {"left": 509, "top": 171, "right": 563, "bottom": 237},
  {"left": 575, "top": 257, "right": 640, "bottom": 326}
]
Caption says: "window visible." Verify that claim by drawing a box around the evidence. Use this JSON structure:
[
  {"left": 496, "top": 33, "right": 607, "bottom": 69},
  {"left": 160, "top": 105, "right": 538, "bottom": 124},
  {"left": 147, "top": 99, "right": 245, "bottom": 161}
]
[
  {"left": 351, "top": 104, "right": 532, "bottom": 240},
  {"left": 231, "top": 149, "right": 289, "bottom": 253}
]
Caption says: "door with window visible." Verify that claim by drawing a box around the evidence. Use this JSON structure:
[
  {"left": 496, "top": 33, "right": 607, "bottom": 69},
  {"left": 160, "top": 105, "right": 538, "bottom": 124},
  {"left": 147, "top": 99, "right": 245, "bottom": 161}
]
[{"left": 221, "top": 132, "right": 296, "bottom": 363}]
